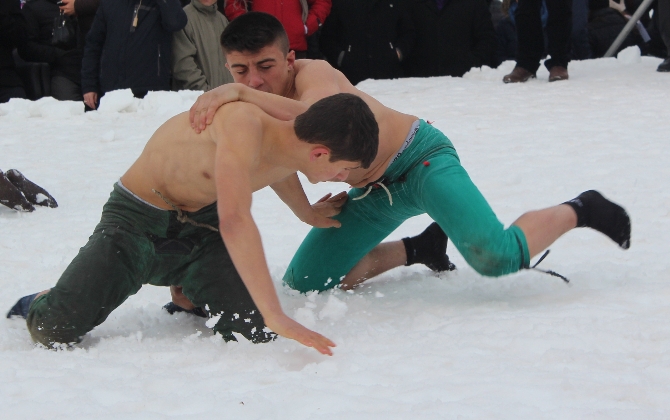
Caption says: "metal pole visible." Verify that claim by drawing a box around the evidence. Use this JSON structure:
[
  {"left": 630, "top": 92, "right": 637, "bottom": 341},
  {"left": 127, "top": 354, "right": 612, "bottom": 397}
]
[{"left": 603, "top": 0, "right": 655, "bottom": 58}]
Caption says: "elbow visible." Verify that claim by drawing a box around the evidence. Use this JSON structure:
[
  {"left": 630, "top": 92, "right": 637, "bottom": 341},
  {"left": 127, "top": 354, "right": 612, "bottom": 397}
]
[{"left": 217, "top": 211, "right": 247, "bottom": 237}]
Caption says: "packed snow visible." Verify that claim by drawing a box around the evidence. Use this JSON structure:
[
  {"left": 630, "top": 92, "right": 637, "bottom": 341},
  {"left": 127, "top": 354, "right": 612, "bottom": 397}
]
[{"left": 1, "top": 51, "right": 669, "bottom": 418}]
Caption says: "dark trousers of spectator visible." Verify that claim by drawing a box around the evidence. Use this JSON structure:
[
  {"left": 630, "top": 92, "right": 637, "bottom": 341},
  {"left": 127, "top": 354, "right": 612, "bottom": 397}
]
[
  {"left": 0, "top": 86, "right": 26, "bottom": 103},
  {"left": 51, "top": 76, "right": 82, "bottom": 101},
  {"left": 515, "top": 0, "right": 572, "bottom": 72},
  {"left": 660, "top": 0, "right": 670, "bottom": 54}
]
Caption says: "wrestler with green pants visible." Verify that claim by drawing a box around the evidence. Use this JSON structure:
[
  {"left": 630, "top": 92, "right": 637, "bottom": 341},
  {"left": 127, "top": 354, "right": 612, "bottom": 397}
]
[
  {"left": 284, "top": 120, "right": 530, "bottom": 293},
  {"left": 26, "top": 184, "right": 274, "bottom": 347}
]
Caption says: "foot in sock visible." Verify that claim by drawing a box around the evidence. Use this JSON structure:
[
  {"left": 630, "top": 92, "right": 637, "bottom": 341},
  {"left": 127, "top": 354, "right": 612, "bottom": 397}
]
[
  {"left": 402, "top": 222, "right": 456, "bottom": 272},
  {"left": 563, "top": 190, "right": 631, "bottom": 249},
  {"left": 0, "top": 170, "right": 35, "bottom": 212},
  {"left": 163, "top": 302, "right": 209, "bottom": 318},
  {"left": 6, "top": 293, "right": 39, "bottom": 319},
  {"left": 5, "top": 169, "right": 58, "bottom": 208}
]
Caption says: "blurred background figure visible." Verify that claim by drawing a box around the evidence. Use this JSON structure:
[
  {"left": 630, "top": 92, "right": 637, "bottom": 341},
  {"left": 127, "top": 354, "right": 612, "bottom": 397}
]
[
  {"left": 0, "top": 0, "right": 27, "bottom": 103},
  {"left": 403, "top": 0, "right": 497, "bottom": 78},
  {"left": 503, "top": 0, "right": 572, "bottom": 82},
  {"left": 172, "top": 0, "right": 233, "bottom": 91},
  {"left": 18, "top": 0, "right": 83, "bottom": 100},
  {"left": 658, "top": 0, "right": 670, "bottom": 71},
  {"left": 57, "top": 0, "right": 100, "bottom": 40},
  {"left": 586, "top": 0, "right": 647, "bottom": 58},
  {"left": 81, "top": 0, "right": 186, "bottom": 109},
  {"left": 319, "top": 0, "right": 415, "bottom": 85},
  {"left": 224, "top": 0, "right": 331, "bottom": 58}
]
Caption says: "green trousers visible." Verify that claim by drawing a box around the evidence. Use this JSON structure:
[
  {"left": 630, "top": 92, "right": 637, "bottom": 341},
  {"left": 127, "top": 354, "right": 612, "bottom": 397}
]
[
  {"left": 27, "top": 184, "right": 274, "bottom": 347},
  {"left": 284, "top": 120, "right": 530, "bottom": 292}
]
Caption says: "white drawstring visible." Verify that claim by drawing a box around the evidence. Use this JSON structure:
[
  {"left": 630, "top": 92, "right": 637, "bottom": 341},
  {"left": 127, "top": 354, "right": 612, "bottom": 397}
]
[{"left": 352, "top": 182, "right": 393, "bottom": 206}]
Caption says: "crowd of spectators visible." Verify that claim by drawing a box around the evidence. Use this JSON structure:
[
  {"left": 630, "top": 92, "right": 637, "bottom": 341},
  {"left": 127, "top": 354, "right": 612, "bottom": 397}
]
[{"left": 1, "top": 0, "right": 668, "bottom": 105}]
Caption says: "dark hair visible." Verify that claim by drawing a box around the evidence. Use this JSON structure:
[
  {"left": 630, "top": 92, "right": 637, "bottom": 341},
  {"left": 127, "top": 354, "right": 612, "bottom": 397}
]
[
  {"left": 294, "top": 94, "right": 379, "bottom": 169},
  {"left": 220, "top": 12, "right": 289, "bottom": 55}
]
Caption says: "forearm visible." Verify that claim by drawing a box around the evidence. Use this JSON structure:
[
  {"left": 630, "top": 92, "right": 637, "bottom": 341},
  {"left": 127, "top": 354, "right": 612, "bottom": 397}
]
[
  {"left": 219, "top": 213, "right": 284, "bottom": 318},
  {"left": 237, "top": 85, "right": 308, "bottom": 120},
  {"left": 270, "top": 174, "right": 313, "bottom": 220}
]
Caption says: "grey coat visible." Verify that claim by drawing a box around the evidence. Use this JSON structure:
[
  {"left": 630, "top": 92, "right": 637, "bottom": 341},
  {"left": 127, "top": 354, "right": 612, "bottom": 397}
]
[{"left": 172, "top": 0, "right": 233, "bottom": 91}]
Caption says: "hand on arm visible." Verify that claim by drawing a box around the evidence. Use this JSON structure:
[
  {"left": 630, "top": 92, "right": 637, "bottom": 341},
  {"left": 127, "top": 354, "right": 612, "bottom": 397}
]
[
  {"left": 190, "top": 84, "right": 309, "bottom": 133},
  {"left": 270, "top": 174, "right": 347, "bottom": 228}
]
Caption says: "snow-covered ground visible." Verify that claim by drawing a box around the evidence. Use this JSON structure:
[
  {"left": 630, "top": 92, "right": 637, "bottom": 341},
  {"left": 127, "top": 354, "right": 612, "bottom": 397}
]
[{"left": 1, "top": 49, "right": 669, "bottom": 419}]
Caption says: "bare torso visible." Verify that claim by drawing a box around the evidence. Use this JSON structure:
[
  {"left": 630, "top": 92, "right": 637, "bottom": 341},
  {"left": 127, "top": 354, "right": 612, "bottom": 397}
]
[
  {"left": 121, "top": 107, "right": 295, "bottom": 212},
  {"left": 293, "top": 60, "right": 419, "bottom": 188}
]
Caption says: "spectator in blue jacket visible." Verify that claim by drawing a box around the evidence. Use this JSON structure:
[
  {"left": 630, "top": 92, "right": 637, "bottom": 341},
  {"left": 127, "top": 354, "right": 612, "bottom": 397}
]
[{"left": 81, "top": 0, "right": 187, "bottom": 109}]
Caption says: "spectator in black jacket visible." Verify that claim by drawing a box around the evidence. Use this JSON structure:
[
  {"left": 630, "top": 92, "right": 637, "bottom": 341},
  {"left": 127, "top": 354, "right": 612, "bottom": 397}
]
[
  {"left": 19, "top": 0, "right": 83, "bottom": 101},
  {"left": 0, "top": 0, "right": 27, "bottom": 103},
  {"left": 81, "top": 0, "right": 187, "bottom": 109},
  {"left": 403, "top": 0, "right": 497, "bottom": 78},
  {"left": 319, "top": 0, "right": 415, "bottom": 85}
]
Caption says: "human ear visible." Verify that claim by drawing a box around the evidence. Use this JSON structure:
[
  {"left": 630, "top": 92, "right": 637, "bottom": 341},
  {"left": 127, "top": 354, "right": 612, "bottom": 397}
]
[
  {"left": 286, "top": 50, "right": 296, "bottom": 68},
  {"left": 310, "top": 147, "right": 330, "bottom": 161}
]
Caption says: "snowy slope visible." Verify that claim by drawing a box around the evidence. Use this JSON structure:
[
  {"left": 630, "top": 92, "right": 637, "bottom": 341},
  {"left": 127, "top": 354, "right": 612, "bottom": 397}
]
[{"left": 1, "top": 51, "right": 669, "bottom": 419}]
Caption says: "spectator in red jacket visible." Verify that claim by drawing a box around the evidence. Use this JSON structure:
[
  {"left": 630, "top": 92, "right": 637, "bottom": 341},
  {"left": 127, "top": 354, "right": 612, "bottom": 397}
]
[{"left": 224, "top": 0, "right": 331, "bottom": 58}]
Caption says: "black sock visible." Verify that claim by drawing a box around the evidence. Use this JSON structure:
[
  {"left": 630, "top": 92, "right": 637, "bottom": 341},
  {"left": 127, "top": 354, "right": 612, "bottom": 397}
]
[
  {"left": 402, "top": 222, "right": 456, "bottom": 272},
  {"left": 563, "top": 190, "right": 631, "bottom": 249}
]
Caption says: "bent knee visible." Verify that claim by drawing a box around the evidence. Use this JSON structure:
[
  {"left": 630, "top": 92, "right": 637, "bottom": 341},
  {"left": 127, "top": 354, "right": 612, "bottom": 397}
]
[
  {"left": 26, "top": 303, "right": 84, "bottom": 348},
  {"left": 27, "top": 320, "right": 82, "bottom": 348},
  {"left": 461, "top": 239, "right": 525, "bottom": 277},
  {"left": 283, "top": 266, "right": 341, "bottom": 293}
]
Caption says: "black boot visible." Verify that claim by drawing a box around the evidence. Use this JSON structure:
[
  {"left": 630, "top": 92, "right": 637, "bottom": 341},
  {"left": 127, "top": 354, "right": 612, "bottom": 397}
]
[
  {"left": 5, "top": 169, "right": 58, "bottom": 208},
  {"left": 402, "top": 222, "right": 456, "bottom": 272},
  {"left": 163, "top": 302, "right": 209, "bottom": 318},
  {"left": 657, "top": 58, "right": 670, "bottom": 72},
  {"left": 563, "top": 190, "right": 631, "bottom": 249},
  {"left": 0, "top": 170, "right": 34, "bottom": 212}
]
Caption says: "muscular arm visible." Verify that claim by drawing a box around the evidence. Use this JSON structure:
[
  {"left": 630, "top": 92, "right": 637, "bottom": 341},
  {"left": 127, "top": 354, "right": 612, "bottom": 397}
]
[
  {"left": 210, "top": 107, "right": 335, "bottom": 355},
  {"left": 190, "top": 61, "right": 345, "bottom": 132}
]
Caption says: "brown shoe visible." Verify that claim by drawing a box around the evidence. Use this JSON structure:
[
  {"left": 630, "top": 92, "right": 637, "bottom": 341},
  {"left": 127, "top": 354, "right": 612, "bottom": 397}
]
[
  {"left": 548, "top": 66, "right": 569, "bottom": 82},
  {"left": 502, "top": 66, "right": 536, "bottom": 83}
]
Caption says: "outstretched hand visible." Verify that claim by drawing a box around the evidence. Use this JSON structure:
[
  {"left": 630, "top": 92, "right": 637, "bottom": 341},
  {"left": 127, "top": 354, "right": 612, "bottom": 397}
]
[
  {"left": 265, "top": 313, "right": 336, "bottom": 356},
  {"left": 305, "top": 191, "right": 348, "bottom": 228},
  {"left": 189, "top": 85, "right": 239, "bottom": 133}
]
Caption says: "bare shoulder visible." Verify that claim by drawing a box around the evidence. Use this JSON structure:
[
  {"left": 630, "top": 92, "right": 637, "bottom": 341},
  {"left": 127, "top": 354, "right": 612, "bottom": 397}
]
[
  {"left": 294, "top": 60, "right": 347, "bottom": 104},
  {"left": 208, "top": 102, "right": 265, "bottom": 142}
]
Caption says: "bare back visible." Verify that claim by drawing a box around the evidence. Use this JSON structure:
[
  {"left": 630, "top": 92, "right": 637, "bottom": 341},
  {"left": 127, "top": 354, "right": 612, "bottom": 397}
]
[
  {"left": 293, "top": 60, "right": 418, "bottom": 187},
  {"left": 121, "top": 104, "right": 295, "bottom": 212}
]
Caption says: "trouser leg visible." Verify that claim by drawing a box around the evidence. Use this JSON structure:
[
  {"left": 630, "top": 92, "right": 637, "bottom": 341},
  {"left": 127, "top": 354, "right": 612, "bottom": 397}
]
[
  {"left": 178, "top": 232, "right": 275, "bottom": 343},
  {"left": 26, "top": 225, "right": 149, "bottom": 347},
  {"left": 659, "top": 0, "right": 670, "bottom": 52},
  {"left": 515, "top": 0, "right": 545, "bottom": 72},
  {"left": 416, "top": 151, "right": 530, "bottom": 277},
  {"left": 544, "top": 0, "right": 573, "bottom": 69},
  {"left": 50, "top": 75, "right": 83, "bottom": 101}
]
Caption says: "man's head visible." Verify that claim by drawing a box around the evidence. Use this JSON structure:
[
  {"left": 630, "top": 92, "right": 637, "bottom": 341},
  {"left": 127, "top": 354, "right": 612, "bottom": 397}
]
[
  {"left": 295, "top": 94, "right": 379, "bottom": 182},
  {"left": 221, "top": 12, "right": 294, "bottom": 94}
]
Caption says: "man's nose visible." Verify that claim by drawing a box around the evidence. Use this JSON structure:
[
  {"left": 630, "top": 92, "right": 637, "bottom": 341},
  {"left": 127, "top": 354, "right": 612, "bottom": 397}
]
[{"left": 248, "top": 71, "right": 263, "bottom": 89}]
